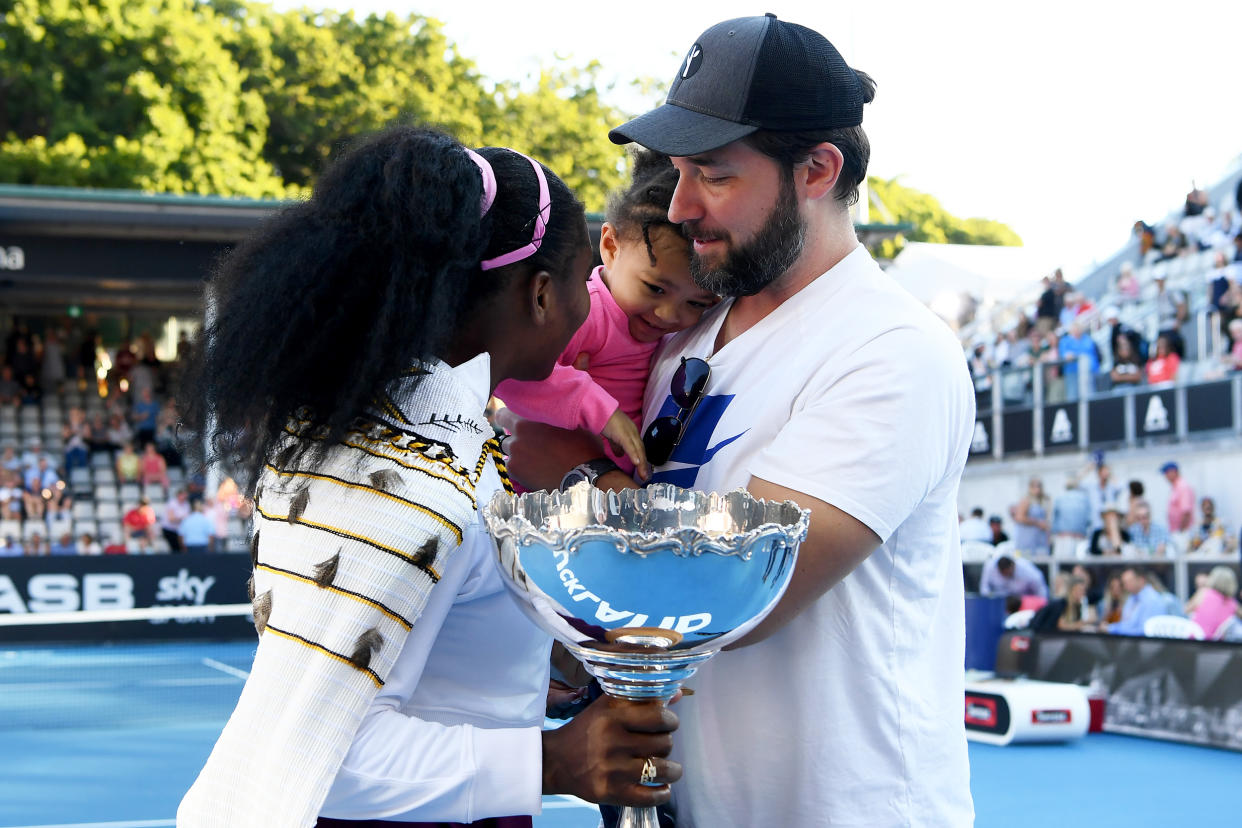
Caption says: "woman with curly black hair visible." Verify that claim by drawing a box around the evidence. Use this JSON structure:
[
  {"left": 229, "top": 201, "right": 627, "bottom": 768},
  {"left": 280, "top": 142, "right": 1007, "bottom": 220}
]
[{"left": 178, "top": 126, "right": 680, "bottom": 827}]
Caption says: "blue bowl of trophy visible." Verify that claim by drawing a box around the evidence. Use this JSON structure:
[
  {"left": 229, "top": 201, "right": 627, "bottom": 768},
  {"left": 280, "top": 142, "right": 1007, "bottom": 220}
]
[{"left": 483, "top": 483, "right": 808, "bottom": 699}]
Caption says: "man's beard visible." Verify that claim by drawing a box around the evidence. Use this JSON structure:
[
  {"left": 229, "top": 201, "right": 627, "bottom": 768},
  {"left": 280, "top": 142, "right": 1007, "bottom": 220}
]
[{"left": 686, "top": 174, "right": 805, "bottom": 298}]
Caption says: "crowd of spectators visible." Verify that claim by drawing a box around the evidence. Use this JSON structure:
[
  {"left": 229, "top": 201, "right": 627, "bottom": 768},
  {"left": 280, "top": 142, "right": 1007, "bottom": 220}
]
[
  {"left": 0, "top": 321, "right": 251, "bottom": 556},
  {"left": 964, "top": 456, "right": 1242, "bottom": 640},
  {"left": 967, "top": 185, "right": 1242, "bottom": 400}
]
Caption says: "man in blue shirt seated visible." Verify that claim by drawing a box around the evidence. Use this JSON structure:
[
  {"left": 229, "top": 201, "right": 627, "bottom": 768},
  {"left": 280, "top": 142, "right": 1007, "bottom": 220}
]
[
  {"left": 979, "top": 554, "right": 1049, "bottom": 599},
  {"left": 1127, "top": 501, "right": 1172, "bottom": 557},
  {"left": 177, "top": 500, "right": 214, "bottom": 555},
  {"left": 1107, "top": 567, "right": 1167, "bottom": 635}
]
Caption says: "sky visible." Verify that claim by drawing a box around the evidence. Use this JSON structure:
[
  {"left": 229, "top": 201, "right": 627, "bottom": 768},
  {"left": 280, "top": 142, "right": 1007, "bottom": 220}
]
[{"left": 279, "top": 0, "right": 1242, "bottom": 284}]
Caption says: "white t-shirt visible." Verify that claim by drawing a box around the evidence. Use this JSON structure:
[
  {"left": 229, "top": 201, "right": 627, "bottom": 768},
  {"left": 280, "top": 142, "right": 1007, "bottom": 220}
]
[{"left": 643, "top": 245, "right": 975, "bottom": 827}]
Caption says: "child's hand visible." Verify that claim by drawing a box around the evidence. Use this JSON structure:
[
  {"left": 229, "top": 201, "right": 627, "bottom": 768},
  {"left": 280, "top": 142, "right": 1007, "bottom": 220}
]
[{"left": 602, "top": 409, "right": 650, "bottom": 481}]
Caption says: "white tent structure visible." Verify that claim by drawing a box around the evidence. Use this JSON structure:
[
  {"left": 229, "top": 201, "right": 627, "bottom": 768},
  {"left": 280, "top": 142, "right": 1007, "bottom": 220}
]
[{"left": 884, "top": 242, "right": 1060, "bottom": 327}]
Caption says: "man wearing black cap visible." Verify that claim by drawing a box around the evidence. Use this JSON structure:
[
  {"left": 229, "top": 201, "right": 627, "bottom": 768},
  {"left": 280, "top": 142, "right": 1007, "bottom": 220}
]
[
  {"left": 603, "top": 14, "right": 975, "bottom": 828},
  {"left": 504, "top": 14, "right": 973, "bottom": 826}
]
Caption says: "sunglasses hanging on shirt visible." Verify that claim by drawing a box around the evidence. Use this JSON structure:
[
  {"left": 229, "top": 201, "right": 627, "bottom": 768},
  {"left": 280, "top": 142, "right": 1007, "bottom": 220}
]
[{"left": 642, "top": 357, "right": 711, "bottom": 467}]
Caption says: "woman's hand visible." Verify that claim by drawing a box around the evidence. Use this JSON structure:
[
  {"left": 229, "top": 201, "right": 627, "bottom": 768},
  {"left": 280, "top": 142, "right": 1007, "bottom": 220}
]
[{"left": 542, "top": 696, "right": 681, "bottom": 806}]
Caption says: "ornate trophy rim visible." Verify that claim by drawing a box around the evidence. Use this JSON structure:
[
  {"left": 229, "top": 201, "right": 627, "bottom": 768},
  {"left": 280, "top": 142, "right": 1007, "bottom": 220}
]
[{"left": 484, "top": 482, "right": 810, "bottom": 558}]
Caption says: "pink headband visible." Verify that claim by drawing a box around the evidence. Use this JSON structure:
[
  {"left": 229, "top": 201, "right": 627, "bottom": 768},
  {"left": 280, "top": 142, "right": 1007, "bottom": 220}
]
[{"left": 464, "top": 148, "right": 551, "bottom": 271}]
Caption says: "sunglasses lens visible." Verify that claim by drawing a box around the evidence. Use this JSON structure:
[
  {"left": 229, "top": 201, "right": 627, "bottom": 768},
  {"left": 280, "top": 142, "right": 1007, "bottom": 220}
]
[
  {"left": 642, "top": 416, "right": 682, "bottom": 467},
  {"left": 671, "top": 358, "right": 711, "bottom": 408}
]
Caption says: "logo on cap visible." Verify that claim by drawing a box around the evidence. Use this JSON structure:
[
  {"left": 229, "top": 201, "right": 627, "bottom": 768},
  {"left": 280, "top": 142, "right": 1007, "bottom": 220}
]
[{"left": 682, "top": 43, "right": 703, "bottom": 79}]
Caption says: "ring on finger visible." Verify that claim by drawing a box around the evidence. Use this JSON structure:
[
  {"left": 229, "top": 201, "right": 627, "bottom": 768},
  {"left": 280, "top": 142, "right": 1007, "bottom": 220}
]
[{"left": 640, "top": 757, "right": 658, "bottom": 786}]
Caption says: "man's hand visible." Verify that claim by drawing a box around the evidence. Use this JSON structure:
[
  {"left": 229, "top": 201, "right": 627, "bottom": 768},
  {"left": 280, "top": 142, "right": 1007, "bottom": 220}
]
[
  {"left": 727, "top": 476, "right": 881, "bottom": 649},
  {"left": 542, "top": 696, "right": 681, "bottom": 806}
]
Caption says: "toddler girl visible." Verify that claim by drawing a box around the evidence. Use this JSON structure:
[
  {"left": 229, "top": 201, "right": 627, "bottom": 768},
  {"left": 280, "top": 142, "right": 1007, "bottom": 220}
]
[{"left": 496, "top": 150, "right": 719, "bottom": 480}]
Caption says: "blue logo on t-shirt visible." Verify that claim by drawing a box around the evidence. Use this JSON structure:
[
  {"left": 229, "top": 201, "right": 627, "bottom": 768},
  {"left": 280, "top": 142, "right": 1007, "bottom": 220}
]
[{"left": 649, "top": 393, "right": 747, "bottom": 488}]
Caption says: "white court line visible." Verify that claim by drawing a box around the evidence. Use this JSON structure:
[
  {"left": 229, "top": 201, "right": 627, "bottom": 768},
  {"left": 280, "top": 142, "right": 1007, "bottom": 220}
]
[
  {"left": 4, "top": 820, "right": 174, "bottom": 828},
  {"left": 201, "top": 657, "right": 250, "bottom": 680},
  {"left": 0, "top": 677, "right": 238, "bottom": 693}
]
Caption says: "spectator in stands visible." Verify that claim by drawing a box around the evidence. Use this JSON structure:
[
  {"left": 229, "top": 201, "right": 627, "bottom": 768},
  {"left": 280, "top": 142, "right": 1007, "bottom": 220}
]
[
  {"left": 1226, "top": 319, "right": 1242, "bottom": 371},
  {"left": 1161, "top": 461, "right": 1195, "bottom": 536},
  {"left": 10, "top": 338, "right": 37, "bottom": 389},
  {"left": 1032, "top": 575, "right": 1093, "bottom": 632},
  {"left": 154, "top": 402, "right": 182, "bottom": 467},
  {"left": 44, "top": 487, "right": 72, "bottom": 526},
  {"left": 980, "top": 554, "right": 1048, "bottom": 599},
  {"left": 105, "top": 411, "right": 133, "bottom": 449},
  {"left": 1071, "top": 563, "right": 1103, "bottom": 611},
  {"left": 23, "top": 456, "right": 59, "bottom": 498},
  {"left": 1189, "top": 566, "right": 1240, "bottom": 639},
  {"left": 1100, "top": 573, "right": 1125, "bottom": 625},
  {"left": 110, "top": 339, "right": 136, "bottom": 390},
  {"left": 1051, "top": 471, "right": 1092, "bottom": 545},
  {"left": 1115, "top": 263, "right": 1141, "bottom": 304},
  {"left": 0, "top": 470, "right": 21, "bottom": 520},
  {"left": 1086, "top": 463, "right": 1123, "bottom": 534},
  {"left": 1133, "top": 220, "right": 1156, "bottom": 260},
  {"left": 178, "top": 500, "right": 214, "bottom": 555},
  {"left": 1155, "top": 223, "right": 1188, "bottom": 262},
  {"left": 1127, "top": 501, "right": 1171, "bottom": 557},
  {"left": 1090, "top": 504, "right": 1130, "bottom": 556},
  {"left": 21, "top": 437, "right": 50, "bottom": 471},
  {"left": 50, "top": 532, "right": 76, "bottom": 556},
  {"left": 968, "top": 339, "right": 992, "bottom": 390},
  {"left": 1153, "top": 275, "right": 1188, "bottom": 357},
  {"left": 1010, "top": 476, "right": 1051, "bottom": 556},
  {"left": 25, "top": 532, "right": 47, "bottom": 556},
  {"left": 1109, "top": 334, "right": 1144, "bottom": 386},
  {"left": 988, "top": 515, "right": 1009, "bottom": 546},
  {"left": 1, "top": 535, "right": 24, "bottom": 556},
  {"left": 0, "top": 445, "right": 19, "bottom": 473},
  {"left": 40, "top": 330, "right": 66, "bottom": 393},
  {"left": 102, "top": 534, "right": 127, "bottom": 555},
  {"left": 161, "top": 488, "right": 191, "bottom": 552},
  {"left": 1145, "top": 334, "right": 1180, "bottom": 384},
  {"left": 1035, "top": 276, "right": 1061, "bottom": 333},
  {"left": 1058, "top": 292, "right": 1093, "bottom": 330},
  {"left": 85, "top": 410, "right": 110, "bottom": 452},
  {"left": 0, "top": 365, "right": 21, "bottom": 404},
  {"left": 115, "top": 441, "right": 140, "bottom": 484},
  {"left": 1147, "top": 570, "right": 1184, "bottom": 616},
  {"left": 959, "top": 507, "right": 991, "bottom": 543},
  {"left": 1103, "top": 306, "right": 1147, "bottom": 364},
  {"left": 1188, "top": 497, "right": 1233, "bottom": 554},
  {"left": 131, "top": 386, "right": 160, "bottom": 447},
  {"left": 1039, "top": 330, "right": 1064, "bottom": 402},
  {"left": 62, "top": 407, "right": 91, "bottom": 472},
  {"left": 1107, "top": 567, "right": 1166, "bottom": 635},
  {"left": 1207, "top": 250, "right": 1238, "bottom": 314},
  {"left": 1125, "top": 479, "right": 1146, "bottom": 525},
  {"left": 122, "top": 496, "right": 157, "bottom": 552},
  {"left": 78, "top": 532, "right": 102, "bottom": 555},
  {"left": 140, "top": 442, "right": 169, "bottom": 489},
  {"left": 1057, "top": 321, "right": 1099, "bottom": 399}
]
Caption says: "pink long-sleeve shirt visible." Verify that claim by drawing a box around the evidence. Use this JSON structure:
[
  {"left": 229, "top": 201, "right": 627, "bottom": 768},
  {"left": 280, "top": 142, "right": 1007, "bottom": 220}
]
[{"left": 496, "top": 267, "right": 656, "bottom": 475}]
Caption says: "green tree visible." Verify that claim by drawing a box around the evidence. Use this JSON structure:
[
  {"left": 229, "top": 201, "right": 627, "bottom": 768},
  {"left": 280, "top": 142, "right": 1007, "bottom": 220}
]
[
  {"left": 0, "top": 0, "right": 288, "bottom": 196},
  {"left": 0, "top": 0, "right": 630, "bottom": 206},
  {"left": 485, "top": 64, "right": 628, "bottom": 213},
  {"left": 868, "top": 176, "right": 1021, "bottom": 259}
]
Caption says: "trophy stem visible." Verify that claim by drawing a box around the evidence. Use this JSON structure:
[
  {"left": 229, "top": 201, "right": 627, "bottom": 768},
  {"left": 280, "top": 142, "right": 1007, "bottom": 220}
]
[{"left": 617, "top": 804, "right": 661, "bottom": 828}]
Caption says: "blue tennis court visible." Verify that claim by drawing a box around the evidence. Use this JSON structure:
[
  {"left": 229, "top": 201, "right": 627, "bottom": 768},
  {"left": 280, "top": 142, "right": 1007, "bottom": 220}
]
[{"left": 3, "top": 638, "right": 1241, "bottom": 827}]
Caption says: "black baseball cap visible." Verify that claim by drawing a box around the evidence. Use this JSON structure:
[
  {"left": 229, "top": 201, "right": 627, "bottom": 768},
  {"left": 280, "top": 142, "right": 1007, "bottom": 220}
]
[{"left": 609, "top": 13, "right": 866, "bottom": 156}]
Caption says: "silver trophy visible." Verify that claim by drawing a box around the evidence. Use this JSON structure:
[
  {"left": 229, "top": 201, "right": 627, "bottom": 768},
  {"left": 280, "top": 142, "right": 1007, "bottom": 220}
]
[{"left": 484, "top": 482, "right": 808, "bottom": 828}]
